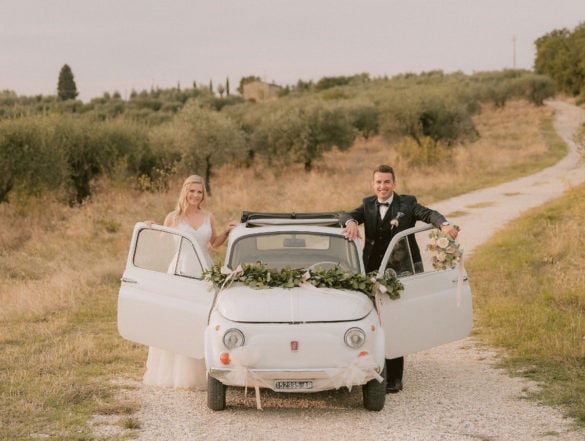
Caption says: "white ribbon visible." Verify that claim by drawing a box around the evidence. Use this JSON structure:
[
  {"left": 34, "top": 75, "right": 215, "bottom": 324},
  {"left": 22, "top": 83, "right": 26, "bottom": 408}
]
[
  {"left": 326, "top": 353, "right": 384, "bottom": 391},
  {"left": 374, "top": 290, "right": 383, "bottom": 323},
  {"left": 218, "top": 264, "right": 244, "bottom": 291},
  {"left": 456, "top": 253, "right": 465, "bottom": 308},
  {"left": 225, "top": 346, "right": 265, "bottom": 410}
]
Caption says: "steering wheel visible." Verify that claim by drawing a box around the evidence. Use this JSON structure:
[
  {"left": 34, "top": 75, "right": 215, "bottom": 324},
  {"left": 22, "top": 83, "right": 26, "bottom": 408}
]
[{"left": 307, "top": 261, "right": 340, "bottom": 271}]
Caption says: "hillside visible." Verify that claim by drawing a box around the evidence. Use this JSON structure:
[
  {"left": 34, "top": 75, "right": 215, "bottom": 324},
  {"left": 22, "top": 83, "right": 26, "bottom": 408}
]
[{"left": 0, "top": 98, "right": 582, "bottom": 440}]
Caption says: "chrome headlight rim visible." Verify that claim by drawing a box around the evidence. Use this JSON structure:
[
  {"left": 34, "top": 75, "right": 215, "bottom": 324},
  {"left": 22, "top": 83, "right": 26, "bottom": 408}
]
[
  {"left": 223, "top": 328, "right": 245, "bottom": 349},
  {"left": 344, "top": 327, "right": 366, "bottom": 349}
]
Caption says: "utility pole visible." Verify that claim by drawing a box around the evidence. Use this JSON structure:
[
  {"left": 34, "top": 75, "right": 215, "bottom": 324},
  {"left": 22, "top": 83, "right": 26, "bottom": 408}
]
[{"left": 512, "top": 35, "right": 517, "bottom": 69}]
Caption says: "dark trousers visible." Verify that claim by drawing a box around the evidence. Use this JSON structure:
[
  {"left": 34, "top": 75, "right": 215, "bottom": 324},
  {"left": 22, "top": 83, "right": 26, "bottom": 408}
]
[
  {"left": 386, "top": 356, "right": 404, "bottom": 381},
  {"left": 366, "top": 257, "right": 404, "bottom": 383}
]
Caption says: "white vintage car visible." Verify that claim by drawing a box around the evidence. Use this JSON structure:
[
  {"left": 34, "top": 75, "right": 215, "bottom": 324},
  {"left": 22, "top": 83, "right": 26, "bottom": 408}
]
[{"left": 118, "top": 212, "right": 472, "bottom": 411}]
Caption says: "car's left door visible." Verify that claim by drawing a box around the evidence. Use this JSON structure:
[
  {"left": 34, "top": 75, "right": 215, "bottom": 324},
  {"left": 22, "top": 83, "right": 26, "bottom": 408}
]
[{"left": 117, "top": 223, "right": 215, "bottom": 358}]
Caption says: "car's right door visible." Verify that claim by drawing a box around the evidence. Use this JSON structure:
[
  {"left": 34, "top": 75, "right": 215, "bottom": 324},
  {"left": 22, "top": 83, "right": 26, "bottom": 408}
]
[{"left": 377, "top": 224, "right": 473, "bottom": 359}]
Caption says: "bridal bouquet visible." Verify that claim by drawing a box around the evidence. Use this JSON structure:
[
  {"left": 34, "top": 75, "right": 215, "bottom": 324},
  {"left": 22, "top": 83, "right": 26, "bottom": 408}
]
[{"left": 426, "top": 227, "right": 463, "bottom": 270}]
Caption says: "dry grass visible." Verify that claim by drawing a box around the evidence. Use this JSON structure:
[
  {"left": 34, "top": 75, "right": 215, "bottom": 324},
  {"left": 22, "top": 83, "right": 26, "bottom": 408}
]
[
  {"left": 466, "top": 184, "right": 585, "bottom": 424},
  {"left": 0, "top": 99, "right": 579, "bottom": 439}
]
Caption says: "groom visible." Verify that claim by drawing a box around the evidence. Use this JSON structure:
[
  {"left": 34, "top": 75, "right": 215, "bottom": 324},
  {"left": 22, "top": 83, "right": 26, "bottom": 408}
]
[{"left": 340, "top": 164, "right": 459, "bottom": 393}]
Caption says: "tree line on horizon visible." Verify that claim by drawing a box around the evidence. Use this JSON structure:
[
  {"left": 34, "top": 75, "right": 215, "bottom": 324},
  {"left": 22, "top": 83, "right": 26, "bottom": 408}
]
[
  {"left": 0, "top": 68, "right": 556, "bottom": 205},
  {"left": 535, "top": 21, "right": 585, "bottom": 101}
]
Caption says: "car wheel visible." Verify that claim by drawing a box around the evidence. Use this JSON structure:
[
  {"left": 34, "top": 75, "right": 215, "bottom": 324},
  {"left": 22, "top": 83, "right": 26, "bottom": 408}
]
[
  {"left": 207, "top": 375, "right": 227, "bottom": 411},
  {"left": 362, "top": 365, "right": 386, "bottom": 411}
]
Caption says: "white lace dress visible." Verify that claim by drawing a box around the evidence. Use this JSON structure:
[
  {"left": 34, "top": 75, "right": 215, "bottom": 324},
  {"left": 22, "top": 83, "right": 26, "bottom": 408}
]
[{"left": 143, "top": 216, "right": 213, "bottom": 390}]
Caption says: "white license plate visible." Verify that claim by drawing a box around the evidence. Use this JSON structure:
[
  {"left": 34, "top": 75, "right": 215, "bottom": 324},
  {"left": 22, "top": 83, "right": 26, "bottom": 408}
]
[{"left": 274, "top": 380, "right": 314, "bottom": 390}]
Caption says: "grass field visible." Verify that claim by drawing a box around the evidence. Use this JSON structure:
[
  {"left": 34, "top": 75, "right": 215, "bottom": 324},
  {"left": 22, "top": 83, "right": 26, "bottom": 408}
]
[
  {"left": 466, "top": 183, "right": 585, "bottom": 426},
  {"left": 0, "top": 99, "right": 583, "bottom": 439}
]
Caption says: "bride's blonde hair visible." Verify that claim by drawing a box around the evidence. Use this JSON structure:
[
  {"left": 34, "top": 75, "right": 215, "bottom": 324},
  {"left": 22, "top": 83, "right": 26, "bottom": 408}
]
[{"left": 175, "top": 174, "right": 207, "bottom": 216}]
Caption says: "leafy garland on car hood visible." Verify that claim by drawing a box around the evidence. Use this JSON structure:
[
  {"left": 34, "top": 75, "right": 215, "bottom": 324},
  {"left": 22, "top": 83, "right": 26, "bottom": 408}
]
[{"left": 203, "top": 262, "right": 404, "bottom": 301}]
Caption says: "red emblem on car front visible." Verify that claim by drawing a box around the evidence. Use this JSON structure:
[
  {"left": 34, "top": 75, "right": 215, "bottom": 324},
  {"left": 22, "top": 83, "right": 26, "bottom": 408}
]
[{"left": 290, "top": 340, "right": 299, "bottom": 351}]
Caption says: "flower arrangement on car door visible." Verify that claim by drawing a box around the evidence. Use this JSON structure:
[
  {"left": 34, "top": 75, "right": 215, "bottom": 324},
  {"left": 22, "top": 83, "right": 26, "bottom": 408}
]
[{"left": 426, "top": 226, "right": 463, "bottom": 270}]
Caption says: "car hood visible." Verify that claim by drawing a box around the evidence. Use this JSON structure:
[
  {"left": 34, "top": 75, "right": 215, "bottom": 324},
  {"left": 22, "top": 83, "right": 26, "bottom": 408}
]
[{"left": 215, "top": 284, "right": 374, "bottom": 323}]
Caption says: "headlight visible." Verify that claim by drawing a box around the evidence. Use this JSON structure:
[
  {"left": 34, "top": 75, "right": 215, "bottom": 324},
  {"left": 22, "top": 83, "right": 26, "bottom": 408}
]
[
  {"left": 344, "top": 327, "right": 366, "bottom": 349},
  {"left": 223, "top": 328, "right": 245, "bottom": 349}
]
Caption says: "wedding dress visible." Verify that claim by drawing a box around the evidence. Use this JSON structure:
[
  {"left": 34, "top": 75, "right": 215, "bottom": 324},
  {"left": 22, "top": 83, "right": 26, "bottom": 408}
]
[{"left": 143, "top": 216, "right": 213, "bottom": 390}]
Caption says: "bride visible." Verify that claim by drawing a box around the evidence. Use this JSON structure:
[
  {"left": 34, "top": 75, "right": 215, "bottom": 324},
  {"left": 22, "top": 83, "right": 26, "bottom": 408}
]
[{"left": 143, "top": 174, "right": 237, "bottom": 390}]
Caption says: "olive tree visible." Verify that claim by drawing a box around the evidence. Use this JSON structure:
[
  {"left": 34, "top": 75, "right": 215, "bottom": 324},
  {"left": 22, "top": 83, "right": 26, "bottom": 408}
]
[
  {"left": 347, "top": 100, "right": 380, "bottom": 140},
  {"left": 0, "top": 116, "right": 66, "bottom": 202},
  {"left": 155, "top": 101, "right": 247, "bottom": 194},
  {"left": 251, "top": 100, "right": 357, "bottom": 171},
  {"left": 379, "top": 87, "right": 478, "bottom": 147},
  {"left": 50, "top": 116, "right": 149, "bottom": 203}
]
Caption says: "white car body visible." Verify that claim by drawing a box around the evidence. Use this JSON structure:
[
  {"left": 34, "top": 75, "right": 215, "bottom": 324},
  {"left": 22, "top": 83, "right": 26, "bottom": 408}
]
[{"left": 118, "top": 213, "right": 473, "bottom": 411}]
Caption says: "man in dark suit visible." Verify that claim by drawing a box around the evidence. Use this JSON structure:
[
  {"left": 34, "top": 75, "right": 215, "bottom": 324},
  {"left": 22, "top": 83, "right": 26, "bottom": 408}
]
[{"left": 340, "top": 164, "right": 459, "bottom": 393}]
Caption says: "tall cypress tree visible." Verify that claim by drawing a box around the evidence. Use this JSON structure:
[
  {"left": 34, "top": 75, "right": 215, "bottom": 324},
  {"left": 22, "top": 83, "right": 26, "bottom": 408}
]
[{"left": 57, "top": 64, "right": 79, "bottom": 100}]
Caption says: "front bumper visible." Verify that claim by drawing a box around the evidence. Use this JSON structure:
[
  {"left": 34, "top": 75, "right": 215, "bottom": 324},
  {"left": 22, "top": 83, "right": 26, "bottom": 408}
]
[{"left": 208, "top": 348, "right": 384, "bottom": 392}]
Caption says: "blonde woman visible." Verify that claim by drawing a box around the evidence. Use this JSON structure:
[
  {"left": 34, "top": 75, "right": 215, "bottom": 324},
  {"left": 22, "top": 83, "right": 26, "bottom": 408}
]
[{"left": 143, "top": 175, "right": 237, "bottom": 390}]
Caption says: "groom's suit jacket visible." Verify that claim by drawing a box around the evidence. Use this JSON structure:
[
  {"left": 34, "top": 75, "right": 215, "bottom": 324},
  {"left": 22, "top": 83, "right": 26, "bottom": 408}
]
[{"left": 340, "top": 193, "right": 447, "bottom": 273}]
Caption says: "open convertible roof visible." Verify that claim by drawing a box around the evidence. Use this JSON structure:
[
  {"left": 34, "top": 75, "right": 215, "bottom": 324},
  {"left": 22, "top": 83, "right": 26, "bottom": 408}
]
[{"left": 240, "top": 211, "right": 342, "bottom": 227}]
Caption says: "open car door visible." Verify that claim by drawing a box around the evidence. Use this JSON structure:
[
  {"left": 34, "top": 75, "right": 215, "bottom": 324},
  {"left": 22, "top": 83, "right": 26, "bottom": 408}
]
[
  {"left": 377, "top": 224, "right": 473, "bottom": 359},
  {"left": 117, "top": 222, "right": 215, "bottom": 358}
]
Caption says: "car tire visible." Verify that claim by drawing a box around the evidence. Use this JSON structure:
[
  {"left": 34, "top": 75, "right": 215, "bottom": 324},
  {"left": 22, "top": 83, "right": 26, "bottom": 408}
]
[
  {"left": 362, "top": 365, "right": 386, "bottom": 411},
  {"left": 207, "top": 375, "right": 227, "bottom": 411}
]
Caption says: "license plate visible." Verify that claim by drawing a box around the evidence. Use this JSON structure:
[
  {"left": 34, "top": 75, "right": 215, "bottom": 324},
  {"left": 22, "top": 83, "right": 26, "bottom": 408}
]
[{"left": 274, "top": 380, "right": 314, "bottom": 390}]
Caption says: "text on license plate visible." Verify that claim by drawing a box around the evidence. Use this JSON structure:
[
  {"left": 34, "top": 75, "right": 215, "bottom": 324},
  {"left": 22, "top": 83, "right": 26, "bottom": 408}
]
[{"left": 274, "top": 380, "right": 314, "bottom": 390}]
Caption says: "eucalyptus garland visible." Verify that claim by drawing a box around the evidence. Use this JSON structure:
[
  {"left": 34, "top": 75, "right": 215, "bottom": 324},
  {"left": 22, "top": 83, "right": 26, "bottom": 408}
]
[{"left": 203, "top": 261, "right": 404, "bottom": 301}]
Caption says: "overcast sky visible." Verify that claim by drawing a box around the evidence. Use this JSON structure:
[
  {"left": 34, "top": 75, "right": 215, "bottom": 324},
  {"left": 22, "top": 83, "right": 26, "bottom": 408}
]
[{"left": 1, "top": 0, "right": 584, "bottom": 102}]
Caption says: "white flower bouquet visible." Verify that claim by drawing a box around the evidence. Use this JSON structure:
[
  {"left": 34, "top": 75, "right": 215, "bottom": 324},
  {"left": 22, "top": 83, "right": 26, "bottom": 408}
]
[{"left": 426, "top": 227, "right": 463, "bottom": 270}]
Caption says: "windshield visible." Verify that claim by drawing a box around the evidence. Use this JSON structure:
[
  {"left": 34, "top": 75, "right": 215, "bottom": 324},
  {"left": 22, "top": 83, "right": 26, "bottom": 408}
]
[{"left": 228, "top": 231, "right": 361, "bottom": 273}]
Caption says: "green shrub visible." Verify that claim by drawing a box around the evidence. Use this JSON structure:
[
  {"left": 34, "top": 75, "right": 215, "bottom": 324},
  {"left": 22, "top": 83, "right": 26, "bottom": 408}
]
[{"left": 0, "top": 116, "right": 67, "bottom": 202}]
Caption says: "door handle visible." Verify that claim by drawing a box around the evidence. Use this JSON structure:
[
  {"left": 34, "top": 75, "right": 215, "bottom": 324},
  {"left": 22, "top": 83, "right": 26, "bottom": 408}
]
[{"left": 121, "top": 277, "right": 138, "bottom": 283}]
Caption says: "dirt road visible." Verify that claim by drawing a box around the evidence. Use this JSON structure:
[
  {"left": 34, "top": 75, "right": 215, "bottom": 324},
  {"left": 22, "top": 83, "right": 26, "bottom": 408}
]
[
  {"left": 432, "top": 100, "right": 585, "bottom": 255},
  {"left": 97, "top": 100, "right": 584, "bottom": 441}
]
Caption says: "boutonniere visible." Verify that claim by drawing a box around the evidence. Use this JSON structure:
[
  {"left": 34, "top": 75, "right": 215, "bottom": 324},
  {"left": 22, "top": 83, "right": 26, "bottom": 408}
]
[{"left": 390, "top": 212, "right": 405, "bottom": 229}]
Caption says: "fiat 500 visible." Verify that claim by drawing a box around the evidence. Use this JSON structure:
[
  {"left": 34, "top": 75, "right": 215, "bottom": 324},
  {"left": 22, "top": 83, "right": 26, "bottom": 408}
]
[{"left": 118, "top": 212, "right": 472, "bottom": 411}]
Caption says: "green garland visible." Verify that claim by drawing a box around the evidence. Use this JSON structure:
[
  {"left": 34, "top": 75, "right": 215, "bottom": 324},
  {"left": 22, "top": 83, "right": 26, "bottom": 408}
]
[{"left": 203, "top": 262, "right": 404, "bottom": 301}]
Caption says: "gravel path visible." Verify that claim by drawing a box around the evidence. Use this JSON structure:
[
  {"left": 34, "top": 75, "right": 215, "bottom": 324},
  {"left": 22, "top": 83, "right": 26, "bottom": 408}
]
[
  {"left": 96, "top": 100, "right": 585, "bottom": 441},
  {"left": 431, "top": 99, "right": 585, "bottom": 255}
]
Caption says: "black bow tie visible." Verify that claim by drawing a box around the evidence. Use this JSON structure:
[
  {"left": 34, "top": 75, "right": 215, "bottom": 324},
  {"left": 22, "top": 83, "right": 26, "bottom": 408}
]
[{"left": 376, "top": 201, "right": 389, "bottom": 207}]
